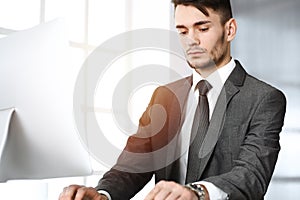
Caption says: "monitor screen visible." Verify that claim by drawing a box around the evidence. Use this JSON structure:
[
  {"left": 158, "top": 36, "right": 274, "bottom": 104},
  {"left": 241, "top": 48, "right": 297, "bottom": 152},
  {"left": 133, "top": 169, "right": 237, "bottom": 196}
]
[{"left": 0, "top": 19, "right": 92, "bottom": 182}]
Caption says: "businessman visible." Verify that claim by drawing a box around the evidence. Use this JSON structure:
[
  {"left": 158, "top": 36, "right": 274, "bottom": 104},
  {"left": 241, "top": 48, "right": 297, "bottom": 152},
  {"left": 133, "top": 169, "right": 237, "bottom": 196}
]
[{"left": 59, "top": 0, "right": 286, "bottom": 199}]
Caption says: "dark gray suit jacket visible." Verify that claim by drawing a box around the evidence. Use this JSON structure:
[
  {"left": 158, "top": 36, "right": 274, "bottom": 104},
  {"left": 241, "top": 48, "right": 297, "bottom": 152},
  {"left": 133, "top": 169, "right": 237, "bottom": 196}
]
[{"left": 95, "top": 60, "right": 286, "bottom": 200}]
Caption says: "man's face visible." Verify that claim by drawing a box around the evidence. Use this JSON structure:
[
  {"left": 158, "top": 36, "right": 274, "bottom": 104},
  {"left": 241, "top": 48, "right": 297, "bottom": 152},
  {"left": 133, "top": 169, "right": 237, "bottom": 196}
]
[{"left": 175, "top": 5, "right": 230, "bottom": 73}]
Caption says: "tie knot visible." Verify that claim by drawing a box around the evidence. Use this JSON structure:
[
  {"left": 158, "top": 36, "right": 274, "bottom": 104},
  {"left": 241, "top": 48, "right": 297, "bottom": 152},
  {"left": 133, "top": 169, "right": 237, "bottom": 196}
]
[{"left": 196, "top": 80, "right": 212, "bottom": 96}]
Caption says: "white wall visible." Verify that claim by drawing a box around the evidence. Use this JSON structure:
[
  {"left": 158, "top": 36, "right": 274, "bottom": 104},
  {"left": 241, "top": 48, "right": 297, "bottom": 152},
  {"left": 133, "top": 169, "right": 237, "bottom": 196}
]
[{"left": 231, "top": 1, "right": 300, "bottom": 199}]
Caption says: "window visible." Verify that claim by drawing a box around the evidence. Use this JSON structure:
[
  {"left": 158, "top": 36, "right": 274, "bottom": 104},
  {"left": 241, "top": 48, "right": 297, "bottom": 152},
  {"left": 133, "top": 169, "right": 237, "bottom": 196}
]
[{"left": 0, "top": 0, "right": 171, "bottom": 199}]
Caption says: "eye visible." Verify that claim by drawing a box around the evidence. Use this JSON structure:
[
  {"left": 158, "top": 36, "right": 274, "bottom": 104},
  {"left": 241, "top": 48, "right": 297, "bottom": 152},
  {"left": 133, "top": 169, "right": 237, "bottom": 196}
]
[
  {"left": 179, "top": 31, "right": 188, "bottom": 35},
  {"left": 199, "top": 27, "right": 209, "bottom": 32},
  {"left": 177, "top": 29, "right": 188, "bottom": 35}
]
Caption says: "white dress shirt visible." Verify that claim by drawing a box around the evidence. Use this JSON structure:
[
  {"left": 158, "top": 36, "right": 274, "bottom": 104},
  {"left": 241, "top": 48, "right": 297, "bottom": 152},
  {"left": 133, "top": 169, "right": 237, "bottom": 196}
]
[{"left": 177, "top": 58, "right": 236, "bottom": 200}]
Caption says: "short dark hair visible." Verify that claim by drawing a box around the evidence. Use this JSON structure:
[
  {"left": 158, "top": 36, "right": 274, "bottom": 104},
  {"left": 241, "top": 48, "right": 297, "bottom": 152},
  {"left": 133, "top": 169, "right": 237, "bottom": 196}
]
[{"left": 171, "top": 0, "right": 233, "bottom": 24}]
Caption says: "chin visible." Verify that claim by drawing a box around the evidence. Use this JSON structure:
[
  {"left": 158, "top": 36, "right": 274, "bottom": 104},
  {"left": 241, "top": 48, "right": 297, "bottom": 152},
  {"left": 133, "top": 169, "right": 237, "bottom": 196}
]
[{"left": 190, "top": 59, "right": 215, "bottom": 70}]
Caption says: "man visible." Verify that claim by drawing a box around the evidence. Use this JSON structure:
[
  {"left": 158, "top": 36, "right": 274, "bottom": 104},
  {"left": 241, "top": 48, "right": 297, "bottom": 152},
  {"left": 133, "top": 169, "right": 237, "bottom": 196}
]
[{"left": 59, "top": 0, "right": 286, "bottom": 199}]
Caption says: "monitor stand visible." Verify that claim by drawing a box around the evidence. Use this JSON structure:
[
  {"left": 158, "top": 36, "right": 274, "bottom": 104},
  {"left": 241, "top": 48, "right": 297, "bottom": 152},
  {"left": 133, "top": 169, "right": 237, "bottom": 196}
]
[
  {"left": 0, "top": 108, "right": 51, "bottom": 199},
  {"left": 0, "top": 108, "right": 15, "bottom": 163}
]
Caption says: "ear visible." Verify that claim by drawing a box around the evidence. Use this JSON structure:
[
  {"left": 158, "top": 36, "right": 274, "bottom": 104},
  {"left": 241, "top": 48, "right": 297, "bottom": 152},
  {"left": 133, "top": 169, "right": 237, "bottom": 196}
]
[{"left": 225, "top": 18, "right": 237, "bottom": 42}]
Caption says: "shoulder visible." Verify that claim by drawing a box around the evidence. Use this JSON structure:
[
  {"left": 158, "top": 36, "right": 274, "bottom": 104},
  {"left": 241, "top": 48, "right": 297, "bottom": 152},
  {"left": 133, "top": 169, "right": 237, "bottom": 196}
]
[
  {"left": 244, "top": 73, "right": 285, "bottom": 100},
  {"left": 152, "top": 76, "right": 192, "bottom": 99},
  {"left": 233, "top": 60, "right": 285, "bottom": 100}
]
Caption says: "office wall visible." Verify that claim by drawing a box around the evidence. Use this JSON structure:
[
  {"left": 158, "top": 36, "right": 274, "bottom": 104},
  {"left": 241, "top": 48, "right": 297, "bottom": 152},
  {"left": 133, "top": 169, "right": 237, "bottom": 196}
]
[{"left": 231, "top": 1, "right": 300, "bottom": 199}]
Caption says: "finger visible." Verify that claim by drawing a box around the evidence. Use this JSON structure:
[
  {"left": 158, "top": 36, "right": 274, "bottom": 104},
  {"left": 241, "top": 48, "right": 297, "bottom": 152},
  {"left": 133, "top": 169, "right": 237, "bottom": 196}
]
[
  {"left": 145, "top": 181, "right": 181, "bottom": 200},
  {"left": 164, "top": 190, "right": 181, "bottom": 200},
  {"left": 144, "top": 184, "right": 161, "bottom": 200},
  {"left": 74, "top": 187, "right": 101, "bottom": 200},
  {"left": 164, "top": 183, "right": 185, "bottom": 200},
  {"left": 153, "top": 189, "right": 171, "bottom": 200},
  {"left": 59, "top": 185, "right": 83, "bottom": 200},
  {"left": 177, "top": 187, "right": 198, "bottom": 200}
]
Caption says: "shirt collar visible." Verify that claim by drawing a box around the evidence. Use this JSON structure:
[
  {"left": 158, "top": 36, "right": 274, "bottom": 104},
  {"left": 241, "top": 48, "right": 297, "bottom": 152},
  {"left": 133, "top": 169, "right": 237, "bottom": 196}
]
[{"left": 192, "top": 58, "right": 236, "bottom": 92}]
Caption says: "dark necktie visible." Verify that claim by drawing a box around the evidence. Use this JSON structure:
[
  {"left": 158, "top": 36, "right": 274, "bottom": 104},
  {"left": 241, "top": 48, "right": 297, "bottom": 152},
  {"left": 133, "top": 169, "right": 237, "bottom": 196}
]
[{"left": 186, "top": 80, "right": 212, "bottom": 183}]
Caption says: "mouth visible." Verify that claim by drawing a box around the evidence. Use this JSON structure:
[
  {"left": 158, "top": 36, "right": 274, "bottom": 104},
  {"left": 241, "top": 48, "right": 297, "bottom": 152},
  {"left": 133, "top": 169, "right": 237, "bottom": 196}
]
[
  {"left": 188, "top": 51, "right": 204, "bottom": 55},
  {"left": 186, "top": 48, "right": 206, "bottom": 56},
  {"left": 187, "top": 51, "right": 205, "bottom": 58}
]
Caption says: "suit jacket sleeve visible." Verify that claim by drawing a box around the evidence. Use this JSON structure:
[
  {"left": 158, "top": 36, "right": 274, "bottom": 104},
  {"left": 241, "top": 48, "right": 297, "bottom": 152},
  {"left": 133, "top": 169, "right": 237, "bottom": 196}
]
[
  {"left": 204, "top": 88, "right": 286, "bottom": 200},
  {"left": 95, "top": 85, "right": 173, "bottom": 200}
]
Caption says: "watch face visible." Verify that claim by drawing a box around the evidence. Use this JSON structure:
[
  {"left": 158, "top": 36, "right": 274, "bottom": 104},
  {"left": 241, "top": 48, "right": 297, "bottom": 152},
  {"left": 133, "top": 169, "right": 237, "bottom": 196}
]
[
  {"left": 190, "top": 184, "right": 205, "bottom": 199},
  {"left": 190, "top": 184, "right": 198, "bottom": 189},
  {"left": 191, "top": 183, "right": 202, "bottom": 190}
]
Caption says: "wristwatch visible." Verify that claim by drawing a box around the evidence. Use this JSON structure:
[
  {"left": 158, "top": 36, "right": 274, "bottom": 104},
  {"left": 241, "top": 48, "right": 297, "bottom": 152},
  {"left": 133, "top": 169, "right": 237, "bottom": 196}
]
[{"left": 185, "top": 183, "right": 206, "bottom": 200}]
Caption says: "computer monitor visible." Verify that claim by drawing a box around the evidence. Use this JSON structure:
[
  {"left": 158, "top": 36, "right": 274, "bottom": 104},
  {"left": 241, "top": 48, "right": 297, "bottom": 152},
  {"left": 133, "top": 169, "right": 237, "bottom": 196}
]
[{"left": 0, "top": 19, "right": 92, "bottom": 182}]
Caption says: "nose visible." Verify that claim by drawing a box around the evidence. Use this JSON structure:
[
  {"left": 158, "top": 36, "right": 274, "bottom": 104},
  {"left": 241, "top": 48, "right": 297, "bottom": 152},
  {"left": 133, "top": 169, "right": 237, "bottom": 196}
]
[{"left": 187, "top": 30, "right": 200, "bottom": 46}]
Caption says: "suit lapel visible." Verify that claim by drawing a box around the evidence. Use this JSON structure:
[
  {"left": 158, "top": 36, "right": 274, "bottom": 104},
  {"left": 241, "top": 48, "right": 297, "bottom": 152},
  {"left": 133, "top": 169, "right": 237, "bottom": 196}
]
[
  {"left": 157, "top": 61, "right": 247, "bottom": 181},
  {"left": 194, "top": 61, "right": 247, "bottom": 180}
]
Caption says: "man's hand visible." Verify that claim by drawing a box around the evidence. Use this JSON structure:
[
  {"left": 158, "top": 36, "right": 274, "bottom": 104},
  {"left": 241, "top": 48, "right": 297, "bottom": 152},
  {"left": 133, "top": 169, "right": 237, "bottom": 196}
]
[
  {"left": 58, "top": 185, "right": 108, "bottom": 200},
  {"left": 144, "top": 180, "right": 198, "bottom": 200}
]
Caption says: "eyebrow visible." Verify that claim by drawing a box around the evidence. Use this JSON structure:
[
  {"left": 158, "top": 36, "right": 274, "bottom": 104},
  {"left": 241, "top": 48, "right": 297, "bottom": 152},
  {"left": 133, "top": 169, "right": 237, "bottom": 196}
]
[{"left": 176, "top": 20, "right": 211, "bottom": 29}]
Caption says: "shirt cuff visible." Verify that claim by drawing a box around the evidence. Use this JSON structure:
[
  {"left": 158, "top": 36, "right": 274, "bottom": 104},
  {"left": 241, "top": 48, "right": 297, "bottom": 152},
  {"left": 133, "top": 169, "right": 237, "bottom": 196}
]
[
  {"left": 196, "top": 181, "right": 228, "bottom": 200},
  {"left": 97, "top": 190, "right": 112, "bottom": 200}
]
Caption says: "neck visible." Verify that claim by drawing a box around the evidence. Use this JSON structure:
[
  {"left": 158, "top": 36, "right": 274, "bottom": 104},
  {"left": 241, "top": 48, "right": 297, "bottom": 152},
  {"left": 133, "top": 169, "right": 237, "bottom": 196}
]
[{"left": 195, "top": 57, "right": 232, "bottom": 78}]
